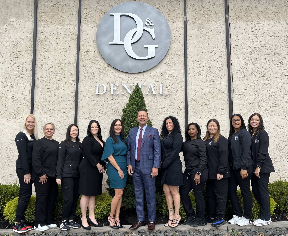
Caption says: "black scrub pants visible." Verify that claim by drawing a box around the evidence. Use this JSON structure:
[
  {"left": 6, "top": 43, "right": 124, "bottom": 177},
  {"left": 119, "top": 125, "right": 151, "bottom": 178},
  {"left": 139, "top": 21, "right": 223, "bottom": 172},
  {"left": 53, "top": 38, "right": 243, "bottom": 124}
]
[
  {"left": 16, "top": 168, "right": 32, "bottom": 222},
  {"left": 206, "top": 177, "right": 228, "bottom": 219},
  {"left": 228, "top": 167, "right": 253, "bottom": 219},
  {"left": 61, "top": 177, "right": 80, "bottom": 221},
  {"left": 34, "top": 176, "right": 58, "bottom": 226},
  {"left": 180, "top": 169, "right": 208, "bottom": 220},
  {"left": 251, "top": 173, "right": 271, "bottom": 220}
]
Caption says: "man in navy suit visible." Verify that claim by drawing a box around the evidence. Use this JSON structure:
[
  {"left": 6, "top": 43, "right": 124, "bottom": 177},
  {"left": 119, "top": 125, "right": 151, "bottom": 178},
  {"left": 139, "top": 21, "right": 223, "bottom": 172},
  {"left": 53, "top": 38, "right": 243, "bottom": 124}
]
[{"left": 127, "top": 110, "right": 161, "bottom": 230}]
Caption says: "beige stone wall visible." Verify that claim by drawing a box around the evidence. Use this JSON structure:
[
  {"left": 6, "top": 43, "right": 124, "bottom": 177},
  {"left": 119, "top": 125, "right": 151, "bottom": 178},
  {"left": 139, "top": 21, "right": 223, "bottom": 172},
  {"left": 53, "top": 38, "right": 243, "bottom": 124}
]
[
  {"left": 0, "top": 0, "right": 34, "bottom": 184},
  {"left": 230, "top": 0, "right": 288, "bottom": 181},
  {"left": 0, "top": 0, "right": 287, "bottom": 184},
  {"left": 186, "top": 0, "right": 229, "bottom": 137}
]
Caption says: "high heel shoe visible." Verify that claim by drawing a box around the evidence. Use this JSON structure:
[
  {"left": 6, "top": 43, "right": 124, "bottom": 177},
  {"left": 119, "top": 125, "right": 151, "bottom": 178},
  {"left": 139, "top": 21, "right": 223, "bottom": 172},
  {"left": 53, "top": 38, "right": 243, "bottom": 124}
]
[
  {"left": 170, "top": 215, "right": 181, "bottom": 228},
  {"left": 164, "top": 219, "right": 174, "bottom": 227},
  {"left": 81, "top": 219, "right": 91, "bottom": 230},
  {"left": 115, "top": 219, "right": 124, "bottom": 228},
  {"left": 108, "top": 216, "right": 119, "bottom": 229},
  {"left": 87, "top": 217, "right": 102, "bottom": 227}
]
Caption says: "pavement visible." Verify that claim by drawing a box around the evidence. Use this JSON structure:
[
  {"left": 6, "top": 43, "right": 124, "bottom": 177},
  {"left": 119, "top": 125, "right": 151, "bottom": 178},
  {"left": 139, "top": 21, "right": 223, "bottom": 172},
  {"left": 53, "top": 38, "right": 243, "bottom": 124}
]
[{"left": 1, "top": 221, "right": 287, "bottom": 235}]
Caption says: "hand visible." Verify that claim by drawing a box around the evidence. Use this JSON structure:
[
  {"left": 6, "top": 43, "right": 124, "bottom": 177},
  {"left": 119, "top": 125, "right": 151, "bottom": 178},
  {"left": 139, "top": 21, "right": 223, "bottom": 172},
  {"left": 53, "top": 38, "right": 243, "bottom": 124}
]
[
  {"left": 118, "top": 169, "right": 124, "bottom": 179},
  {"left": 217, "top": 174, "right": 223, "bottom": 180},
  {"left": 151, "top": 167, "right": 158, "bottom": 178},
  {"left": 128, "top": 165, "right": 133, "bottom": 176},
  {"left": 100, "top": 167, "right": 105, "bottom": 174},
  {"left": 96, "top": 163, "right": 103, "bottom": 173},
  {"left": 56, "top": 179, "right": 61, "bottom": 185},
  {"left": 24, "top": 174, "right": 31, "bottom": 184},
  {"left": 39, "top": 174, "right": 47, "bottom": 184},
  {"left": 194, "top": 174, "right": 201, "bottom": 185},
  {"left": 240, "top": 169, "right": 248, "bottom": 179},
  {"left": 254, "top": 167, "right": 261, "bottom": 178}
]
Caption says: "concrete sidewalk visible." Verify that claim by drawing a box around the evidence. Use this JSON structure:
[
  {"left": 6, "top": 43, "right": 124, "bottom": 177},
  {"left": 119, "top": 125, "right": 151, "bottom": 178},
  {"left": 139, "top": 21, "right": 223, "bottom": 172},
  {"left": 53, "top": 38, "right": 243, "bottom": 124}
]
[{"left": 1, "top": 221, "right": 287, "bottom": 235}]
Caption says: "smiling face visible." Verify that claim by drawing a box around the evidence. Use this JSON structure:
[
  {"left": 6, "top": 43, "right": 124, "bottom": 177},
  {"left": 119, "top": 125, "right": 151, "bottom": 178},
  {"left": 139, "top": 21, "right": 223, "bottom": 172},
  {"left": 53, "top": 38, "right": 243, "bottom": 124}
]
[
  {"left": 208, "top": 121, "right": 218, "bottom": 137},
  {"left": 250, "top": 115, "right": 260, "bottom": 129},
  {"left": 114, "top": 120, "right": 122, "bottom": 135},
  {"left": 44, "top": 124, "right": 54, "bottom": 139},
  {"left": 136, "top": 111, "right": 149, "bottom": 127},
  {"left": 90, "top": 122, "right": 99, "bottom": 136},
  {"left": 232, "top": 116, "right": 242, "bottom": 131},
  {"left": 70, "top": 125, "right": 78, "bottom": 141},
  {"left": 166, "top": 118, "right": 174, "bottom": 134},
  {"left": 25, "top": 116, "right": 35, "bottom": 133},
  {"left": 188, "top": 125, "right": 198, "bottom": 139}
]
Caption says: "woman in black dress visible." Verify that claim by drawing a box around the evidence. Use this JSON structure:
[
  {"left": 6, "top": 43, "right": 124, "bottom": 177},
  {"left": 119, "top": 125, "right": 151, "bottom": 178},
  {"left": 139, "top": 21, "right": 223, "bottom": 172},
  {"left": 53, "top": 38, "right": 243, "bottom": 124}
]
[
  {"left": 160, "top": 116, "right": 183, "bottom": 228},
  {"left": 248, "top": 113, "right": 274, "bottom": 226},
  {"left": 13, "top": 114, "right": 38, "bottom": 233},
  {"left": 79, "top": 120, "right": 105, "bottom": 229},
  {"left": 180, "top": 123, "right": 208, "bottom": 227},
  {"left": 228, "top": 114, "right": 253, "bottom": 227},
  {"left": 56, "top": 124, "right": 83, "bottom": 231},
  {"left": 32, "top": 123, "right": 59, "bottom": 232},
  {"left": 203, "top": 119, "right": 230, "bottom": 227}
]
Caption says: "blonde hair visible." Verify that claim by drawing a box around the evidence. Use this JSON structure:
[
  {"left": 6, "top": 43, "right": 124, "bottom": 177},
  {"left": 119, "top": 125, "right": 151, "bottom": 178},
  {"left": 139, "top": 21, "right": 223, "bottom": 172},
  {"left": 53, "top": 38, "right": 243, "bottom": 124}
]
[
  {"left": 203, "top": 119, "right": 221, "bottom": 143},
  {"left": 22, "top": 114, "right": 38, "bottom": 140}
]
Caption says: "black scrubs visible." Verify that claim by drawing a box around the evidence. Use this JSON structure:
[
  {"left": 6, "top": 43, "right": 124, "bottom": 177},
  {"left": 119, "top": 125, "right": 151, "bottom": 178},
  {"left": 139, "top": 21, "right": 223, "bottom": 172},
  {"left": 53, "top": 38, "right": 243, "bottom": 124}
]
[
  {"left": 32, "top": 137, "right": 59, "bottom": 226},
  {"left": 205, "top": 135, "right": 230, "bottom": 220},
  {"left": 228, "top": 129, "right": 253, "bottom": 220},
  {"left": 56, "top": 141, "right": 83, "bottom": 221},
  {"left": 15, "top": 132, "right": 35, "bottom": 222},
  {"left": 180, "top": 138, "right": 208, "bottom": 222},
  {"left": 251, "top": 130, "right": 274, "bottom": 221}
]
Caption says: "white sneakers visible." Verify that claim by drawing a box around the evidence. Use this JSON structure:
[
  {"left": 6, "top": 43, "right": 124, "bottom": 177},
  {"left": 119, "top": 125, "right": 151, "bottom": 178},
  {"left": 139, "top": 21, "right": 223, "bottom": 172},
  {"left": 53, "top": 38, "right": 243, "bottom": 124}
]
[
  {"left": 236, "top": 217, "right": 252, "bottom": 226},
  {"left": 228, "top": 215, "right": 241, "bottom": 224},
  {"left": 35, "top": 224, "right": 49, "bottom": 231},
  {"left": 228, "top": 216, "right": 252, "bottom": 226},
  {"left": 47, "top": 224, "right": 57, "bottom": 228},
  {"left": 253, "top": 218, "right": 271, "bottom": 226}
]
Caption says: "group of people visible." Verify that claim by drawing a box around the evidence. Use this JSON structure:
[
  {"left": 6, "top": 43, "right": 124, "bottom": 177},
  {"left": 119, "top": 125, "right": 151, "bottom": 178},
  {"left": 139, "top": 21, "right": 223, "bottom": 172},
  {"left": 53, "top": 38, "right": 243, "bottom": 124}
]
[{"left": 13, "top": 111, "right": 274, "bottom": 233}]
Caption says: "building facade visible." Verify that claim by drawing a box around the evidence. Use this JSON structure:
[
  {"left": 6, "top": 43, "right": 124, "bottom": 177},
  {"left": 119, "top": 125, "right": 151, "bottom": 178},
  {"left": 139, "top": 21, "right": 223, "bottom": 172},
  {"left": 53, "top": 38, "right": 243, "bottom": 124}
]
[{"left": 0, "top": 0, "right": 287, "bottom": 185}]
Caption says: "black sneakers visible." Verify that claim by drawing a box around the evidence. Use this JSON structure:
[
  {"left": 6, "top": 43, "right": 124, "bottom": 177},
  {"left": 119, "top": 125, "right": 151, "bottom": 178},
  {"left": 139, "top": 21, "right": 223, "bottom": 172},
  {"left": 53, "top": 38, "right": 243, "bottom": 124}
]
[
  {"left": 60, "top": 221, "right": 70, "bottom": 231},
  {"left": 189, "top": 217, "right": 207, "bottom": 227},
  {"left": 13, "top": 222, "right": 28, "bottom": 234},
  {"left": 183, "top": 215, "right": 195, "bottom": 225},
  {"left": 211, "top": 218, "right": 226, "bottom": 227},
  {"left": 68, "top": 220, "right": 81, "bottom": 229}
]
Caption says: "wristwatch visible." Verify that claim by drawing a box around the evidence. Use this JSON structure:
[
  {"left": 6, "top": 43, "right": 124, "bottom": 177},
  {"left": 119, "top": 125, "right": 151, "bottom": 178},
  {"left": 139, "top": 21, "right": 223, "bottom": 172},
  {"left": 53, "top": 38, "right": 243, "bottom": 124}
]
[
  {"left": 256, "top": 165, "right": 261, "bottom": 169},
  {"left": 196, "top": 171, "right": 201, "bottom": 175}
]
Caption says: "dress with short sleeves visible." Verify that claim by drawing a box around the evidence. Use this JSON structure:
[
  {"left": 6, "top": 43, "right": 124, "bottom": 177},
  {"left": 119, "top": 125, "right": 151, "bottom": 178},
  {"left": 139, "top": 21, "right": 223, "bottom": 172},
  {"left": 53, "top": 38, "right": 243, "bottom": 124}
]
[{"left": 102, "top": 136, "right": 127, "bottom": 189}]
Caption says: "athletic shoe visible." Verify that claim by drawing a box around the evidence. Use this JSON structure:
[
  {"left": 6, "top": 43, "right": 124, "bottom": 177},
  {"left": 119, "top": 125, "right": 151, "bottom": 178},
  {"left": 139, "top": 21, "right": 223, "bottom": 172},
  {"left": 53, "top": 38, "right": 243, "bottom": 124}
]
[
  {"left": 183, "top": 216, "right": 195, "bottom": 225},
  {"left": 47, "top": 223, "right": 57, "bottom": 228},
  {"left": 68, "top": 221, "right": 81, "bottom": 229},
  {"left": 236, "top": 217, "right": 252, "bottom": 226},
  {"left": 206, "top": 217, "right": 215, "bottom": 223},
  {"left": 189, "top": 218, "right": 207, "bottom": 227},
  {"left": 253, "top": 218, "right": 271, "bottom": 226},
  {"left": 21, "top": 222, "right": 32, "bottom": 231},
  {"left": 228, "top": 215, "right": 241, "bottom": 224},
  {"left": 60, "top": 221, "right": 70, "bottom": 231},
  {"left": 211, "top": 218, "right": 226, "bottom": 227},
  {"left": 35, "top": 224, "right": 49, "bottom": 231},
  {"left": 13, "top": 222, "right": 28, "bottom": 233}
]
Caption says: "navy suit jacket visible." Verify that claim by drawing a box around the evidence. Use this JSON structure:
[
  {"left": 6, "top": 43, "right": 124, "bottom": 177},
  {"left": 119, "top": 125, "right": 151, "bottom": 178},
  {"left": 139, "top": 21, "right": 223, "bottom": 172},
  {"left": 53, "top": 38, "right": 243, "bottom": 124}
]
[{"left": 127, "top": 126, "right": 161, "bottom": 174}]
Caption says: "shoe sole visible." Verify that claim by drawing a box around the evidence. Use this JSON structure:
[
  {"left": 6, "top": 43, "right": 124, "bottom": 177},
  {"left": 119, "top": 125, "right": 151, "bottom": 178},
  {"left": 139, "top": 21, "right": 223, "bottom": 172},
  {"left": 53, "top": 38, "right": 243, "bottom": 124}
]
[
  {"left": 13, "top": 229, "right": 28, "bottom": 233},
  {"left": 212, "top": 221, "right": 226, "bottom": 227}
]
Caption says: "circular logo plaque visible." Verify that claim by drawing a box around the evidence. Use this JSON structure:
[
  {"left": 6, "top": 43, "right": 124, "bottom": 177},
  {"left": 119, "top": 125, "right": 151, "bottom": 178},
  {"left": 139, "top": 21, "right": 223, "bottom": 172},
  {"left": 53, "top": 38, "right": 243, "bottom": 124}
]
[{"left": 96, "top": 2, "right": 171, "bottom": 73}]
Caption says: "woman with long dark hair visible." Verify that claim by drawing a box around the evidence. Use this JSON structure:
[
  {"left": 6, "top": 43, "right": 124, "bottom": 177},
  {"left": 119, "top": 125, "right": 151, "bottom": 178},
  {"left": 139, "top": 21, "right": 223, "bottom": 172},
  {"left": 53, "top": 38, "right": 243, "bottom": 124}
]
[
  {"left": 102, "top": 119, "right": 128, "bottom": 229},
  {"left": 56, "top": 124, "right": 83, "bottom": 230},
  {"left": 180, "top": 123, "right": 208, "bottom": 227},
  {"left": 248, "top": 113, "right": 274, "bottom": 226},
  {"left": 32, "top": 123, "right": 59, "bottom": 231},
  {"left": 160, "top": 116, "right": 183, "bottom": 228},
  {"left": 13, "top": 114, "right": 38, "bottom": 233},
  {"left": 79, "top": 120, "right": 105, "bottom": 230},
  {"left": 203, "top": 119, "right": 230, "bottom": 227},
  {"left": 228, "top": 114, "right": 253, "bottom": 226}
]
